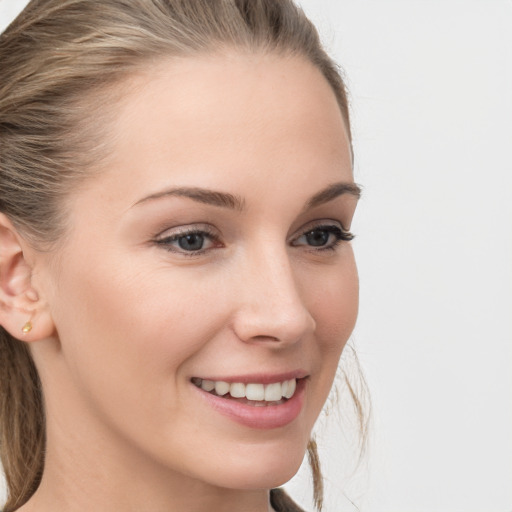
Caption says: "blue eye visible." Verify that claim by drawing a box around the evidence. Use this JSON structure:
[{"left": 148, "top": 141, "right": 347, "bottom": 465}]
[
  {"left": 176, "top": 233, "right": 206, "bottom": 251},
  {"left": 155, "top": 228, "right": 219, "bottom": 255},
  {"left": 293, "top": 224, "right": 354, "bottom": 251},
  {"left": 305, "top": 229, "right": 330, "bottom": 247},
  {"left": 155, "top": 223, "right": 353, "bottom": 257}
]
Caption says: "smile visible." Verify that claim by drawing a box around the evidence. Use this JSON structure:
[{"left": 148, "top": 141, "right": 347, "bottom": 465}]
[
  {"left": 191, "top": 377, "right": 297, "bottom": 406},
  {"left": 190, "top": 373, "right": 307, "bottom": 429}
]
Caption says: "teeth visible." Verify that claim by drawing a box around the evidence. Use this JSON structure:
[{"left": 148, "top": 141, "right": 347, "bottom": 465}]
[
  {"left": 214, "top": 381, "right": 230, "bottom": 396},
  {"left": 201, "top": 379, "right": 215, "bottom": 392},
  {"left": 229, "top": 382, "right": 246, "bottom": 398},
  {"left": 195, "top": 378, "right": 298, "bottom": 401},
  {"left": 284, "top": 378, "right": 296, "bottom": 399},
  {"left": 265, "top": 382, "right": 282, "bottom": 401},
  {"left": 246, "top": 383, "right": 265, "bottom": 401}
]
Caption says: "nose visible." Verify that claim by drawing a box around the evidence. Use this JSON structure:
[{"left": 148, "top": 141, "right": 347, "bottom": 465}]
[{"left": 230, "top": 245, "right": 316, "bottom": 346}]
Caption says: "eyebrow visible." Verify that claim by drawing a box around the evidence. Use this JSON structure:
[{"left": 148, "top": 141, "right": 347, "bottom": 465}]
[
  {"left": 302, "top": 182, "right": 361, "bottom": 211},
  {"left": 133, "top": 187, "right": 246, "bottom": 212},
  {"left": 133, "top": 181, "right": 361, "bottom": 212}
]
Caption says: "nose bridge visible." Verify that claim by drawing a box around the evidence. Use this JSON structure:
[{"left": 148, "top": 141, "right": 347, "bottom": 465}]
[{"left": 232, "top": 239, "right": 315, "bottom": 344}]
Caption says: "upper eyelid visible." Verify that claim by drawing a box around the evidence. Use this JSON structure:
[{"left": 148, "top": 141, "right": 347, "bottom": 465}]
[
  {"left": 289, "top": 219, "right": 348, "bottom": 239},
  {"left": 153, "top": 221, "right": 351, "bottom": 253},
  {"left": 154, "top": 219, "right": 347, "bottom": 240},
  {"left": 291, "top": 223, "right": 352, "bottom": 245},
  {"left": 154, "top": 223, "right": 218, "bottom": 239}
]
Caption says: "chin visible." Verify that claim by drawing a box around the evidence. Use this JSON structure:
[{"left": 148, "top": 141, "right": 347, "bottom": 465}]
[
  {"left": 202, "top": 439, "right": 308, "bottom": 491},
  {"left": 221, "top": 463, "right": 302, "bottom": 491}
]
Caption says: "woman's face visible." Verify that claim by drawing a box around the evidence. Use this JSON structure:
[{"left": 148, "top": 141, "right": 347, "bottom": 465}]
[{"left": 36, "top": 53, "right": 359, "bottom": 491}]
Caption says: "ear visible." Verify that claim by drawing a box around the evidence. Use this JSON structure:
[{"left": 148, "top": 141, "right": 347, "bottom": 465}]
[{"left": 0, "top": 213, "right": 55, "bottom": 342}]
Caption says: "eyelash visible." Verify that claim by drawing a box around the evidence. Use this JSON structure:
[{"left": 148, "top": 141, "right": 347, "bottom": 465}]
[
  {"left": 292, "top": 224, "right": 354, "bottom": 252},
  {"left": 155, "top": 226, "right": 221, "bottom": 256},
  {"left": 154, "top": 223, "right": 354, "bottom": 257}
]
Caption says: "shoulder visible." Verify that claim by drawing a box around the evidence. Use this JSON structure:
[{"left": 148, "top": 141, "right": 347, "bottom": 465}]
[{"left": 270, "top": 488, "right": 307, "bottom": 512}]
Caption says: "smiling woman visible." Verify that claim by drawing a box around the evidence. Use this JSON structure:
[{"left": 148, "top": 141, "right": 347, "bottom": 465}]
[{"left": 0, "top": 1, "right": 368, "bottom": 512}]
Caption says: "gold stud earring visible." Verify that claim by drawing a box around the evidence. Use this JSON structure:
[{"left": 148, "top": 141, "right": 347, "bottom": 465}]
[{"left": 22, "top": 321, "right": 33, "bottom": 334}]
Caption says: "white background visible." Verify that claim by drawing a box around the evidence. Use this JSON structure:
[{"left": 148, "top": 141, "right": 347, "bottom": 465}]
[{"left": 1, "top": 1, "right": 511, "bottom": 511}]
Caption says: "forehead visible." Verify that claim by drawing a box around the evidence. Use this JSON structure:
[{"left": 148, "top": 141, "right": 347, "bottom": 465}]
[{"left": 80, "top": 52, "right": 353, "bottom": 210}]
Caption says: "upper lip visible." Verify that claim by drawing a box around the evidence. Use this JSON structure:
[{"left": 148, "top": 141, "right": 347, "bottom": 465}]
[{"left": 191, "top": 370, "right": 308, "bottom": 385}]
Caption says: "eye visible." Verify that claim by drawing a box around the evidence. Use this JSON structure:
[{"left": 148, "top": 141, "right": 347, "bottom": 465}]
[
  {"left": 292, "top": 223, "right": 354, "bottom": 251},
  {"left": 155, "top": 226, "right": 221, "bottom": 255}
]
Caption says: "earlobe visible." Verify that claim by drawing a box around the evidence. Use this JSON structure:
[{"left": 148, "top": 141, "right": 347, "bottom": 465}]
[{"left": 0, "top": 213, "right": 55, "bottom": 342}]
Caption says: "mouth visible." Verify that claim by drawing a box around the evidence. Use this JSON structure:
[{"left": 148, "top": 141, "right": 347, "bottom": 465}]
[
  {"left": 191, "top": 377, "right": 298, "bottom": 407},
  {"left": 190, "top": 372, "right": 308, "bottom": 429}
]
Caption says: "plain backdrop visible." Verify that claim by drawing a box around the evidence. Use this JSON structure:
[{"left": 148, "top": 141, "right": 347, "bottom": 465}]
[{"left": 1, "top": 1, "right": 511, "bottom": 511}]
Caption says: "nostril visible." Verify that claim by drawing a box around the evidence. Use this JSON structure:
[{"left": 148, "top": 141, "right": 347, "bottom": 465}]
[
  {"left": 231, "top": 300, "right": 316, "bottom": 345},
  {"left": 252, "top": 335, "right": 279, "bottom": 342}
]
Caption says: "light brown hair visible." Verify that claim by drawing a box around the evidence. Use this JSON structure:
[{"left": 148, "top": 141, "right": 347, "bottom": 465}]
[{"left": 0, "top": 1, "right": 369, "bottom": 510}]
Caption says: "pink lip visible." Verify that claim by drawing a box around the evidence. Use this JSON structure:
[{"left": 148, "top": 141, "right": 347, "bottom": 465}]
[
  {"left": 193, "top": 370, "right": 308, "bottom": 385},
  {"left": 191, "top": 377, "right": 307, "bottom": 430}
]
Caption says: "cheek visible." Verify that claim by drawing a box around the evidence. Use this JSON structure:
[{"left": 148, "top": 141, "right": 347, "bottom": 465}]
[
  {"left": 304, "top": 253, "right": 358, "bottom": 409},
  {"left": 285, "top": 254, "right": 358, "bottom": 438},
  {"left": 307, "top": 256, "right": 359, "bottom": 354},
  {"left": 46, "top": 253, "right": 234, "bottom": 451},
  {"left": 55, "top": 263, "right": 226, "bottom": 368},
  {"left": 48, "top": 248, "right": 229, "bottom": 401}
]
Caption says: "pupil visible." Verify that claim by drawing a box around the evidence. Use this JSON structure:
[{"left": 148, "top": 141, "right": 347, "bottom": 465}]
[
  {"left": 306, "top": 230, "right": 329, "bottom": 246},
  {"left": 178, "top": 234, "right": 204, "bottom": 251}
]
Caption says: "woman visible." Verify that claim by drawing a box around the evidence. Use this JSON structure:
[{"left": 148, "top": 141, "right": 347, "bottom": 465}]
[{"left": 0, "top": 1, "right": 367, "bottom": 511}]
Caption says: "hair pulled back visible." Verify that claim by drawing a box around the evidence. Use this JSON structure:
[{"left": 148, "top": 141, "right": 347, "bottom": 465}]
[{"left": 0, "top": 1, "right": 364, "bottom": 510}]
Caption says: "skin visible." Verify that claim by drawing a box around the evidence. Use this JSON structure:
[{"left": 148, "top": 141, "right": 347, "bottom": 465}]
[{"left": 2, "top": 52, "right": 359, "bottom": 512}]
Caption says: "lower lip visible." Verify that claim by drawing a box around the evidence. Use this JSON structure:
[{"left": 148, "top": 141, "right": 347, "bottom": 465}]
[{"left": 192, "top": 379, "right": 306, "bottom": 429}]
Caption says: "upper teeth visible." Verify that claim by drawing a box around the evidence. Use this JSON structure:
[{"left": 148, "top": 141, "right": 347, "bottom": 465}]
[{"left": 194, "top": 378, "right": 297, "bottom": 401}]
